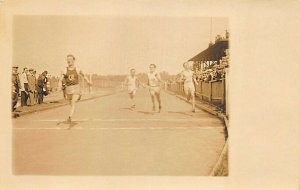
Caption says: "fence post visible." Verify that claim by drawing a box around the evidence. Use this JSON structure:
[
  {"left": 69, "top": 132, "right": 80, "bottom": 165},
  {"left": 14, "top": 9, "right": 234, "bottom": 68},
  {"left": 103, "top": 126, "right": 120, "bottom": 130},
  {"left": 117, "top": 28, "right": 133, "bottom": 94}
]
[
  {"left": 180, "top": 83, "right": 183, "bottom": 95},
  {"left": 209, "top": 81, "right": 212, "bottom": 103},
  {"left": 221, "top": 79, "right": 224, "bottom": 105},
  {"left": 89, "top": 74, "right": 92, "bottom": 94},
  {"left": 200, "top": 81, "right": 203, "bottom": 100},
  {"left": 225, "top": 68, "right": 229, "bottom": 116}
]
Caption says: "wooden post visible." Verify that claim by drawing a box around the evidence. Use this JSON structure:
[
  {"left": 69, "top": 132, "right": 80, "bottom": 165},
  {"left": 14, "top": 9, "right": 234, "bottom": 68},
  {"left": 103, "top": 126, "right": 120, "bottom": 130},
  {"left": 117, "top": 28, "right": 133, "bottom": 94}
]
[
  {"left": 225, "top": 68, "right": 229, "bottom": 116},
  {"left": 209, "top": 81, "right": 212, "bottom": 103},
  {"left": 221, "top": 79, "right": 225, "bottom": 106},
  {"left": 89, "top": 74, "right": 92, "bottom": 94},
  {"left": 200, "top": 81, "right": 203, "bottom": 100},
  {"left": 82, "top": 76, "right": 85, "bottom": 93}
]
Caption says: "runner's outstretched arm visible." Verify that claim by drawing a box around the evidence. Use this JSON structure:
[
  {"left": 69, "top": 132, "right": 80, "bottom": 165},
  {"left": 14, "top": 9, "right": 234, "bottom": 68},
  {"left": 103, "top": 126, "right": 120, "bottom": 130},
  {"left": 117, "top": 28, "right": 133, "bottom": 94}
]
[
  {"left": 124, "top": 76, "right": 128, "bottom": 86},
  {"left": 136, "top": 78, "right": 145, "bottom": 88},
  {"left": 79, "top": 70, "right": 92, "bottom": 85},
  {"left": 193, "top": 74, "right": 199, "bottom": 86},
  {"left": 155, "top": 73, "right": 164, "bottom": 84}
]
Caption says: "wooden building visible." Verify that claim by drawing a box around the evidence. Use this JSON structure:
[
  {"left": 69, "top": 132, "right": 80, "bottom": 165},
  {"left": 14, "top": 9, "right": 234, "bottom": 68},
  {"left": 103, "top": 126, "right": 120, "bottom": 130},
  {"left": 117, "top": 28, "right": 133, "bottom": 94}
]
[{"left": 189, "top": 38, "right": 229, "bottom": 70}]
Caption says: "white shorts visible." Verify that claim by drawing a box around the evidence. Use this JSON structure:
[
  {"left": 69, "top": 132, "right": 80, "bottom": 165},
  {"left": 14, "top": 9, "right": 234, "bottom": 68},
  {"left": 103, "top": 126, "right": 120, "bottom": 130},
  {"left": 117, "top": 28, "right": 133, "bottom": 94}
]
[
  {"left": 149, "top": 86, "right": 161, "bottom": 95},
  {"left": 65, "top": 84, "right": 81, "bottom": 100},
  {"left": 65, "top": 84, "right": 81, "bottom": 95},
  {"left": 127, "top": 86, "right": 137, "bottom": 95},
  {"left": 184, "top": 83, "right": 195, "bottom": 95}
]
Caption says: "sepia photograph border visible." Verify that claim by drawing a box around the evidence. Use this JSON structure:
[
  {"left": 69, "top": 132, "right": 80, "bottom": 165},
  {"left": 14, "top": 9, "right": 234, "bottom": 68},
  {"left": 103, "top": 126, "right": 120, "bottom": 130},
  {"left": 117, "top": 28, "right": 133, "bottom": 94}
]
[{"left": 0, "top": 0, "right": 299, "bottom": 190}]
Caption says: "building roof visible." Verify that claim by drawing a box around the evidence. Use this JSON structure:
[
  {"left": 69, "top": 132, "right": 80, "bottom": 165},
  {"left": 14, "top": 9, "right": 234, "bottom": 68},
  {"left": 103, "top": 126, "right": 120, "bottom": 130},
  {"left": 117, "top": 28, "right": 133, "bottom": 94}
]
[{"left": 189, "top": 39, "right": 229, "bottom": 62}]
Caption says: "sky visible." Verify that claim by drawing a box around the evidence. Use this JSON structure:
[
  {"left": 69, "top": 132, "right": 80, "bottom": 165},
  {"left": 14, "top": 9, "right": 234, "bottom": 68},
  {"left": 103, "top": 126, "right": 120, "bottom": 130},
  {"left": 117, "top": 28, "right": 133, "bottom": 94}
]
[{"left": 13, "top": 16, "right": 228, "bottom": 76}]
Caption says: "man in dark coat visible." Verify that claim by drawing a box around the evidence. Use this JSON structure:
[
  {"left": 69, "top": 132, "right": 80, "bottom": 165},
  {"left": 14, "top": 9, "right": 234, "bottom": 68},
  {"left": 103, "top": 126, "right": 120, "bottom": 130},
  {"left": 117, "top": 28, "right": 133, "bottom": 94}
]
[
  {"left": 27, "top": 68, "right": 37, "bottom": 106},
  {"left": 37, "top": 71, "right": 48, "bottom": 104},
  {"left": 12, "top": 66, "right": 21, "bottom": 112},
  {"left": 20, "top": 67, "right": 29, "bottom": 106}
]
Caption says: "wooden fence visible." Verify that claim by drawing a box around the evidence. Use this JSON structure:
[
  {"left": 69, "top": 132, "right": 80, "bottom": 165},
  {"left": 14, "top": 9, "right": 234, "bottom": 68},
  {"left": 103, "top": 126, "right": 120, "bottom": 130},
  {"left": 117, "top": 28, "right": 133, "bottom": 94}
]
[
  {"left": 167, "top": 79, "right": 226, "bottom": 112},
  {"left": 49, "top": 76, "right": 122, "bottom": 92}
]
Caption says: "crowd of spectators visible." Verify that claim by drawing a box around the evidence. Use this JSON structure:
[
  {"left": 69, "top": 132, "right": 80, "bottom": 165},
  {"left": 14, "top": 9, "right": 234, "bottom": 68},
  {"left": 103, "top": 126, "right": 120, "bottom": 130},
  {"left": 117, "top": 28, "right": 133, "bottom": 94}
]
[
  {"left": 194, "top": 64, "right": 228, "bottom": 82},
  {"left": 195, "top": 48, "right": 229, "bottom": 82},
  {"left": 172, "top": 50, "right": 229, "bottom": 84},
  {"left": 11, "top": 66, "right": 50, "bottom": 112}
]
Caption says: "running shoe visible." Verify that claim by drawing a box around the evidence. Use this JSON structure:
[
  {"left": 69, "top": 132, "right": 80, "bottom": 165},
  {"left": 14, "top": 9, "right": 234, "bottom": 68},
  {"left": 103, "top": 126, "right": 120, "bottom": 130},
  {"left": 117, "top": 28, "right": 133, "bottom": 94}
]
[
  {"left": 67, "top": 116, "right": 72, "bottom": 123},
  {"left": 152, "top": 106, "right": 156, "bottom": 111}
]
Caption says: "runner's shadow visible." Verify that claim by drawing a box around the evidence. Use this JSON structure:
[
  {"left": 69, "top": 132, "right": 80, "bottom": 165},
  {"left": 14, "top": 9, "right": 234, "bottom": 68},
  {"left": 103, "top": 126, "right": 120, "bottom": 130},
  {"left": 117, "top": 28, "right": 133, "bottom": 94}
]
[
  {"left": 168, "top": 111, "right": 194, "bottom": 117},
  {"left": 120, "top": 107, "right": 155, "bottom": 115},
  {"left": 135, "top": 110, "right": 155, "bottom": 115},
  {"left": 120, "top": 107, "right": 133, "bottom": 111},
  {"left": 56, "top": 120, "right": 80, "bottom": 130}
]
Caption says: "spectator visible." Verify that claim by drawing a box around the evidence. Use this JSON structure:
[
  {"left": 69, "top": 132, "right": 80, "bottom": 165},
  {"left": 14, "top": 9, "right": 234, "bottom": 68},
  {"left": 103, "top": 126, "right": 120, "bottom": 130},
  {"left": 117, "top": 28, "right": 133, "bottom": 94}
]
[
  {"left": 27, "top": 68, "right": 37, "bottom": 106},
  {"left": 33, "top": 70, "right": 39, "bottom": 104},
  {"left": 12, "top": 66, "right": 21, "bottom": 112},
  {"left": 37, "top": 71, "right": 48, "bottom": 104},
  {"left": 20, "top": 67, "right": 29, "bottom": 107},
  {"left": 206, "top": 69, "right": 213, "bottom": 82}
]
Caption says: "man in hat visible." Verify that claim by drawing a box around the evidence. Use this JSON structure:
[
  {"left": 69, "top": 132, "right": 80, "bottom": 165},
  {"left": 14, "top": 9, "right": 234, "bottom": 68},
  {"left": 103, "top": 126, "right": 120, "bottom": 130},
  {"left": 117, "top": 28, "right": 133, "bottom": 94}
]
[
  {"left": 33, "top": 70, "right": 38, "bottom": 103},
  {"left": 27, "top": 68, "right": 37, "bottom": 106},
  {"left": 12, "top": 66, "right": 21, "bottom": 112},
  {"left": 37, "top": 71, "right": 48, "bottom": 104},
  {"left": 20, "top": 67, "right": 29, "bottom": 107}
]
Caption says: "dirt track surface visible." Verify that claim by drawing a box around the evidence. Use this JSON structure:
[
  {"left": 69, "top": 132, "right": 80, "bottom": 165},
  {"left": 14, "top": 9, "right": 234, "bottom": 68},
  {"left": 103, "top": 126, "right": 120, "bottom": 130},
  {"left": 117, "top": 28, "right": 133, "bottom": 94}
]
[{"left": 13, "top": 89, "right": 226, "bottom": 176}]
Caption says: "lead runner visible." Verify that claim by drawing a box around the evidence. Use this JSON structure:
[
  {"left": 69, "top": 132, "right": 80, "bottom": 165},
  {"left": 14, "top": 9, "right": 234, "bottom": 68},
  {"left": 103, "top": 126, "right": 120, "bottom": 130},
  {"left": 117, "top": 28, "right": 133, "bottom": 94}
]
[{"left": 58, "top": 54, "right": 92, "bottom": 122}]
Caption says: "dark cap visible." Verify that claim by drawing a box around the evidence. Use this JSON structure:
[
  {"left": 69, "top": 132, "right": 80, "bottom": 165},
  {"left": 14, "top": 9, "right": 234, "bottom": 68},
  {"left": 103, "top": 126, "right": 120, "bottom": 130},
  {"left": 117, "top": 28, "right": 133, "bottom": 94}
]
[
  {"left": 12, "top": 66, "right": 18, "bottom": 68},
  {"left": 29, "top": 68, "right": 34, "bottom": 71}
]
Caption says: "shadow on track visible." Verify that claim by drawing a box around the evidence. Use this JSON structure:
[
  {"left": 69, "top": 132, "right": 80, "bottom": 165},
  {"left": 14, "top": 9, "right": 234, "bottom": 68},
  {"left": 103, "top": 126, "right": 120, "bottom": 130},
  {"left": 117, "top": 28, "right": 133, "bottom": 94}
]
[
  {"left": 56, "top": 120, "right": 80, "bottom": 130},
  {"left": 120, "top": 107, "right": 155, "bottom": 115}
]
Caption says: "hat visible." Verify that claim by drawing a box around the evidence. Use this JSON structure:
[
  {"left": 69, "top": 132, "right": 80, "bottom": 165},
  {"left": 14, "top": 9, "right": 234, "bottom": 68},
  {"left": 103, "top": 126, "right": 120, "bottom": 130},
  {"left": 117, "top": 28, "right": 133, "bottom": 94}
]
[
  {"left": 29, "top": 68, "right": 34, "bottom": 71},
  {"left": 12, "top": 66, "right": 18, "bottom": 68}
]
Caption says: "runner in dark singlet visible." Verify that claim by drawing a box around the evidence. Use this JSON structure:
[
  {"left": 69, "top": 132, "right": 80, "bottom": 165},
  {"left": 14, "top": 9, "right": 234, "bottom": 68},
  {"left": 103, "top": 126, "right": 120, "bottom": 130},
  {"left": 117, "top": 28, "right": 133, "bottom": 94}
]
[{"left": 59, "top": 54, "right": 92, "bottom": 122}]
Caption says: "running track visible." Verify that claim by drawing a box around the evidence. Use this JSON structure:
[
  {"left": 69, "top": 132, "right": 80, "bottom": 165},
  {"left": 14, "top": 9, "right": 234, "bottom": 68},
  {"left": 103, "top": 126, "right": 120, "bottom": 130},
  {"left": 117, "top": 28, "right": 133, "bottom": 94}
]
[{"left": 13, "top": 88, "right": 226, "bottom": 176}]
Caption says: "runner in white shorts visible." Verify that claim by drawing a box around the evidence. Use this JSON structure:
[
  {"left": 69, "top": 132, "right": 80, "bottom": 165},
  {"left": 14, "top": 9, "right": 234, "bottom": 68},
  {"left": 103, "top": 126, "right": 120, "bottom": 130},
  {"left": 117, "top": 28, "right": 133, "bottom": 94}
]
[
  {"left": 124, "top": 69, "right": 144, "bottom": 108},
  {"left": 58, "top": 54, "right": 92, "bottom": 122},
  {"left": 147, "top": 64, "right": 163, "bottom": 112},
  {"left": 179, "top": 61, "right": 198, "bottom": 112}
]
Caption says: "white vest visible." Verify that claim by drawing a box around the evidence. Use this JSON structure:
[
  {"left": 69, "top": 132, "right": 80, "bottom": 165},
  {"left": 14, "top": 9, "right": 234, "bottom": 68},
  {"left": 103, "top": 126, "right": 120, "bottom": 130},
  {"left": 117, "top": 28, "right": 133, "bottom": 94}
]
[{"left": 148, "top": 72, "right": 160, "bottom": 87}]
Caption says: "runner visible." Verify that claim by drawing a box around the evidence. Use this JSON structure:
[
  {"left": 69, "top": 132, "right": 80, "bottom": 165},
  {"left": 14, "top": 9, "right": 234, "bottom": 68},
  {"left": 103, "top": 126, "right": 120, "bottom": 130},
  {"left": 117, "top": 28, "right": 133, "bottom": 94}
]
[
  {"left": 124, "top": 69, "right": 144, "bottom": 109},
  {"left": 179, "top": 61, "right": 198, "bottom": 112},
  {"left": 147, "top": 64, "right": 163, "bottom": 112},
  {"left": 58, "top": 54, "right": 92, "bottom": 122}
]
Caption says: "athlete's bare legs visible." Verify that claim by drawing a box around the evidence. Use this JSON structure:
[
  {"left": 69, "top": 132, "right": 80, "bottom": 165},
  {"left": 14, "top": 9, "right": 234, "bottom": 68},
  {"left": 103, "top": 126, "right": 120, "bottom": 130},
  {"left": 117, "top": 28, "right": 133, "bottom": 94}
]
[
  {"left": 186, "top": 92, "right": 191, "bottom": 102},
  {"left": 151, "top": 94, "right": 155, "bottom": 111},
  {"left": 129, "top": 93, "right": 136, "bottom": 108},
  {"left": 68, "top": 94, "right": 80, "bottom": 122},
  {"left": 191, "top": 92, "right": 196, "bottom": 112},
  {"left": 155, "top": 92, "right": 162, "bottom": 112}
]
